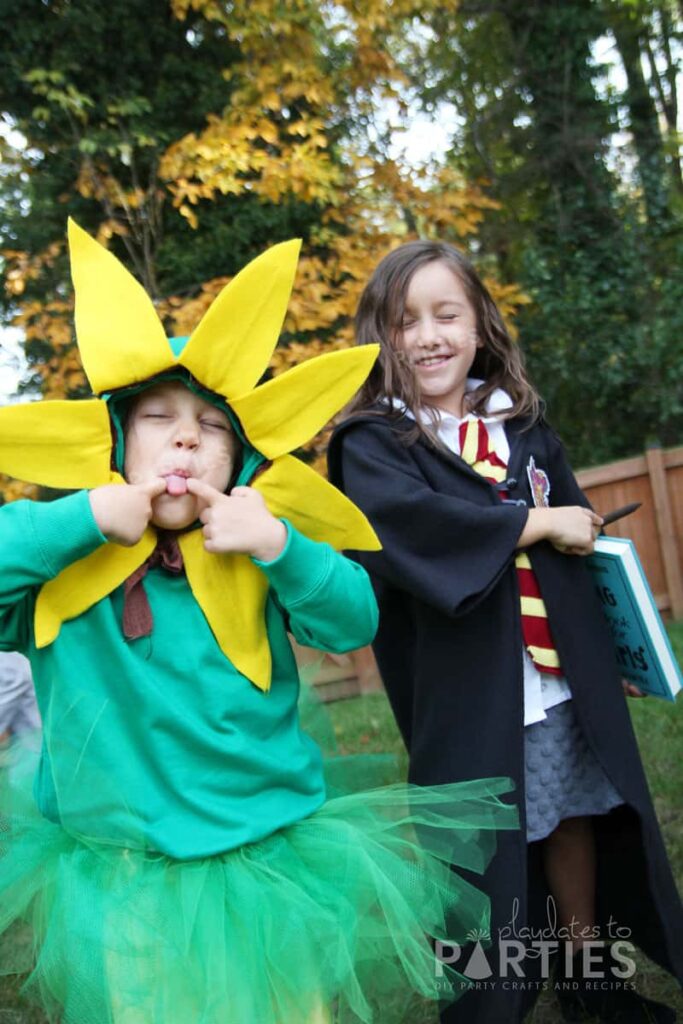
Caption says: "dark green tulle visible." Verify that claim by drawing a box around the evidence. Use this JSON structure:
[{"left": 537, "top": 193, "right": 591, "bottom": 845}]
[{"left": 0, "top": 732, "right": 518, "bottom": 1023}]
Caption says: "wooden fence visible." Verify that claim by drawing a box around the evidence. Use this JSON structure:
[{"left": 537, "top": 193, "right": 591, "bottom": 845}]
[
  {"left": 576, "top": 443, "right": 683, "bottom": 619},
  {"left": 303, "top": 442, "right": 683, "bottom": 701}
]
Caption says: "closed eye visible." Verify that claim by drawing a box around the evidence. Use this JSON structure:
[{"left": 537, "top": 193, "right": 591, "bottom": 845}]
[{"left": 200, "top": 419, "right": 229, "bottom": 431}]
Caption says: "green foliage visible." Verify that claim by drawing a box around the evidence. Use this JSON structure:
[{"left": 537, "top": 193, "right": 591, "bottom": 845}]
[
  {"left": 155, "top": 194, "right": 324, "bottom": 295},
  {"left": 1, "top": 0, "right": 682, "bottom": 462},
  {"left": 411, "top": 0, "right": 683, "bottom": 466},
  {"left": 0, "top": 0, "right": 318, "bottom": 321},
  {"left": 519, "top": 212, "right": 683, "bottom": 465}
]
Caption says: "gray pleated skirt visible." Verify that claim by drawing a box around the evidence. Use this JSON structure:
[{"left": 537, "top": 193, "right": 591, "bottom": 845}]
[{"left": 524, "top": 699, "right": 623, "bottom": 842}]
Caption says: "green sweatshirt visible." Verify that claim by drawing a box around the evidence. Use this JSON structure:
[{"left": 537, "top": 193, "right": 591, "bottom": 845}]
[{"left": 0, "top": 491, "right": 378, "bottom": 859}]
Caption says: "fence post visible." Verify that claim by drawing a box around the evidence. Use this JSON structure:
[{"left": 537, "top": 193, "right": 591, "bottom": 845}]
[{"left": 645, "top": 444, "right": 683, "bottom": 619}]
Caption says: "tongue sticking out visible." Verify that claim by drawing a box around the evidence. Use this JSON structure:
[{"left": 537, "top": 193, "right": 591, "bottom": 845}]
[{"left": 165, "top": 474, "right": 189, "bottom": 496}]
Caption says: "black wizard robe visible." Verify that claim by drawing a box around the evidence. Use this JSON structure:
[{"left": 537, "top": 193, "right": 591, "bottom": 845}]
[{"left": 328, "top": 410, "right": 683, "bottom": 1024}]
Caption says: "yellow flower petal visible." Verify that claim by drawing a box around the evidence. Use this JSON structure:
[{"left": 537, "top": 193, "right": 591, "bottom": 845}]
[
  {"left": 253, "top": 455, "right": 381, "bottom": 552},
  {"left": 68, "top": 219, "right": 173, "bottom": 394},
  {"left": 181, "top": 240, "right": 301, "bottom": 400},
  {"left": 0, "top": 399, "right": 115, "bottom": 488},
  {"left": 35, "top": 530, "right": 156, "bottom": 647},
  {"left": 230, "top": 345, "right": 379, "bottom": 459},
  {"left": 178, "top": 531, "right": 272, "bottom": 691},
  {"left": 19, "top": 228, "right": 380, "bottom": 698}
]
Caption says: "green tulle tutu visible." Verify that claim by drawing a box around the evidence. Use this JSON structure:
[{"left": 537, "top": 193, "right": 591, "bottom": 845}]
[{"left": 0, "top": 737, "right": 518, "bottom": 1023}]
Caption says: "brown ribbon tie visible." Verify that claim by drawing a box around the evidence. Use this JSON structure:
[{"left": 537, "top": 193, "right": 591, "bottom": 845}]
[{"left": 122, "top": 533, "right": 184, "bottom": 640}]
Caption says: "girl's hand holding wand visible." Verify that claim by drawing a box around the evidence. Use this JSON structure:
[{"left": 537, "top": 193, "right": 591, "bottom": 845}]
[
  {"left": 518, "top": 504, "right": 646, "bottom": 698},
  {"left": 518, "top": 505, "right": 603, "bottom": 557}
]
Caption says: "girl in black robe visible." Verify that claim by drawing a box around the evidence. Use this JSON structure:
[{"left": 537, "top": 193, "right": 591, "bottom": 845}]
[{"left": 328, "top": 240, "right": 682, "bottom": 1024}]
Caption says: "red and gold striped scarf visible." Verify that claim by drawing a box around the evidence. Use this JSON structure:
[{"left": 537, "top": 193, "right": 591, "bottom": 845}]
[{"left": 459, "top": 418, "right": 562, "bottom": 677}]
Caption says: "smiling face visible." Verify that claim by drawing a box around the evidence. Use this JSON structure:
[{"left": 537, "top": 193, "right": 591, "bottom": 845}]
[
  {"left": 124, "top": 381, "right": 236, "bottom": 530},
  {"left": 396, "top": 259, "right": 481, "bottom": 418}
]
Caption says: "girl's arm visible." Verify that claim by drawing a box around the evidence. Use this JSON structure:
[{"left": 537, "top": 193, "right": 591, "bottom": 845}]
[
  {"left": 518, "top": 506, "right": 602, "bottom": 555},
  {"left": 254, "top": 522, "right": 378, "bottom": 653},
  {"left": 330, "top": 421, "right": 529, "bottom": 618},
  {"left": 0, "top": 491, "right": 108, "bottom": 651},
  {"left": 518, "top": 426, "right": 602, "bottom": 555}
]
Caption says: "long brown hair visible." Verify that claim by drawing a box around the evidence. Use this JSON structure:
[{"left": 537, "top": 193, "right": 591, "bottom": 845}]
[{"left": 349, "top": 240, "right": 540, "bottom": 444}]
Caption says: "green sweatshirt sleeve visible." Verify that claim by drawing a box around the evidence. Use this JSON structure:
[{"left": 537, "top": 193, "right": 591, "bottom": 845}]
[
  {"left": 0, "top": 491, "right": 107, "bottom": 652},
  {"left": 253, "top": 521, "right": 378, "bottom": 653}
]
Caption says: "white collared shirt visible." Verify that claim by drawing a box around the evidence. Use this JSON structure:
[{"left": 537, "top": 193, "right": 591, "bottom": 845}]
[{"left": 391, "top": 380, "right": 572, "bottom": 725}]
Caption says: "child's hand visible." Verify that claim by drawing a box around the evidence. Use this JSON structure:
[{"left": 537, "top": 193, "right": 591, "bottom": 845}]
[
  {"left": 89, "top": 479, "right": 167, "bottom": 547},
  {"left": 519, "top": 506, "right": 603, "bottom": 555},
  {"left": 622, "top": 679, "right": 647, "bottom": 698},
  {"left": 186, "top": 479, "right": 288, "bottom": 562}
]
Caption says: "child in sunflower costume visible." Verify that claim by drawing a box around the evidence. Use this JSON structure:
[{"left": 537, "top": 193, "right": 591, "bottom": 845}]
[{"left": 0, "top": 222, "right": 517, "bottom": 1024}]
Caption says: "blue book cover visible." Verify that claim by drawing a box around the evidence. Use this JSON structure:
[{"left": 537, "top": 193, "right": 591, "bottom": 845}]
[{"left": 587, "top": 537, "right": 682, "bottom": 701}]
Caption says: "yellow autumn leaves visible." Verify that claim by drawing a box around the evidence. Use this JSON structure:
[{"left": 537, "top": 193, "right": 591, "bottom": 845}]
[{"left": 1, "top": 0, "right": 531, "bottom": 506}]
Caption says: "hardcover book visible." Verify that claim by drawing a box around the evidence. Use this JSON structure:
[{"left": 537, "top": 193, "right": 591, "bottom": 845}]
[{"left": 587, "top": 536, "right": 682, "bottom": 701}]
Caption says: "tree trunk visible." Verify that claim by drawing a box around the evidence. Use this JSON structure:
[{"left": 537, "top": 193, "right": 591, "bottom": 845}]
[
  {"left": 498, "top": 0, "right": 617, "bottom": 244},
  {"left": 608, "top": 5, "right": 672, "bottom": 227}
]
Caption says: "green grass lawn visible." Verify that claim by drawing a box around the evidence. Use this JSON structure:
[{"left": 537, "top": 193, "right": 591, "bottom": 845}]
[
  {"left": 327, "top": 624, "right": 683, "bottom": 1023},
  {"left": 1, "top": 627, "right": 681, "bottom": 1023}
]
